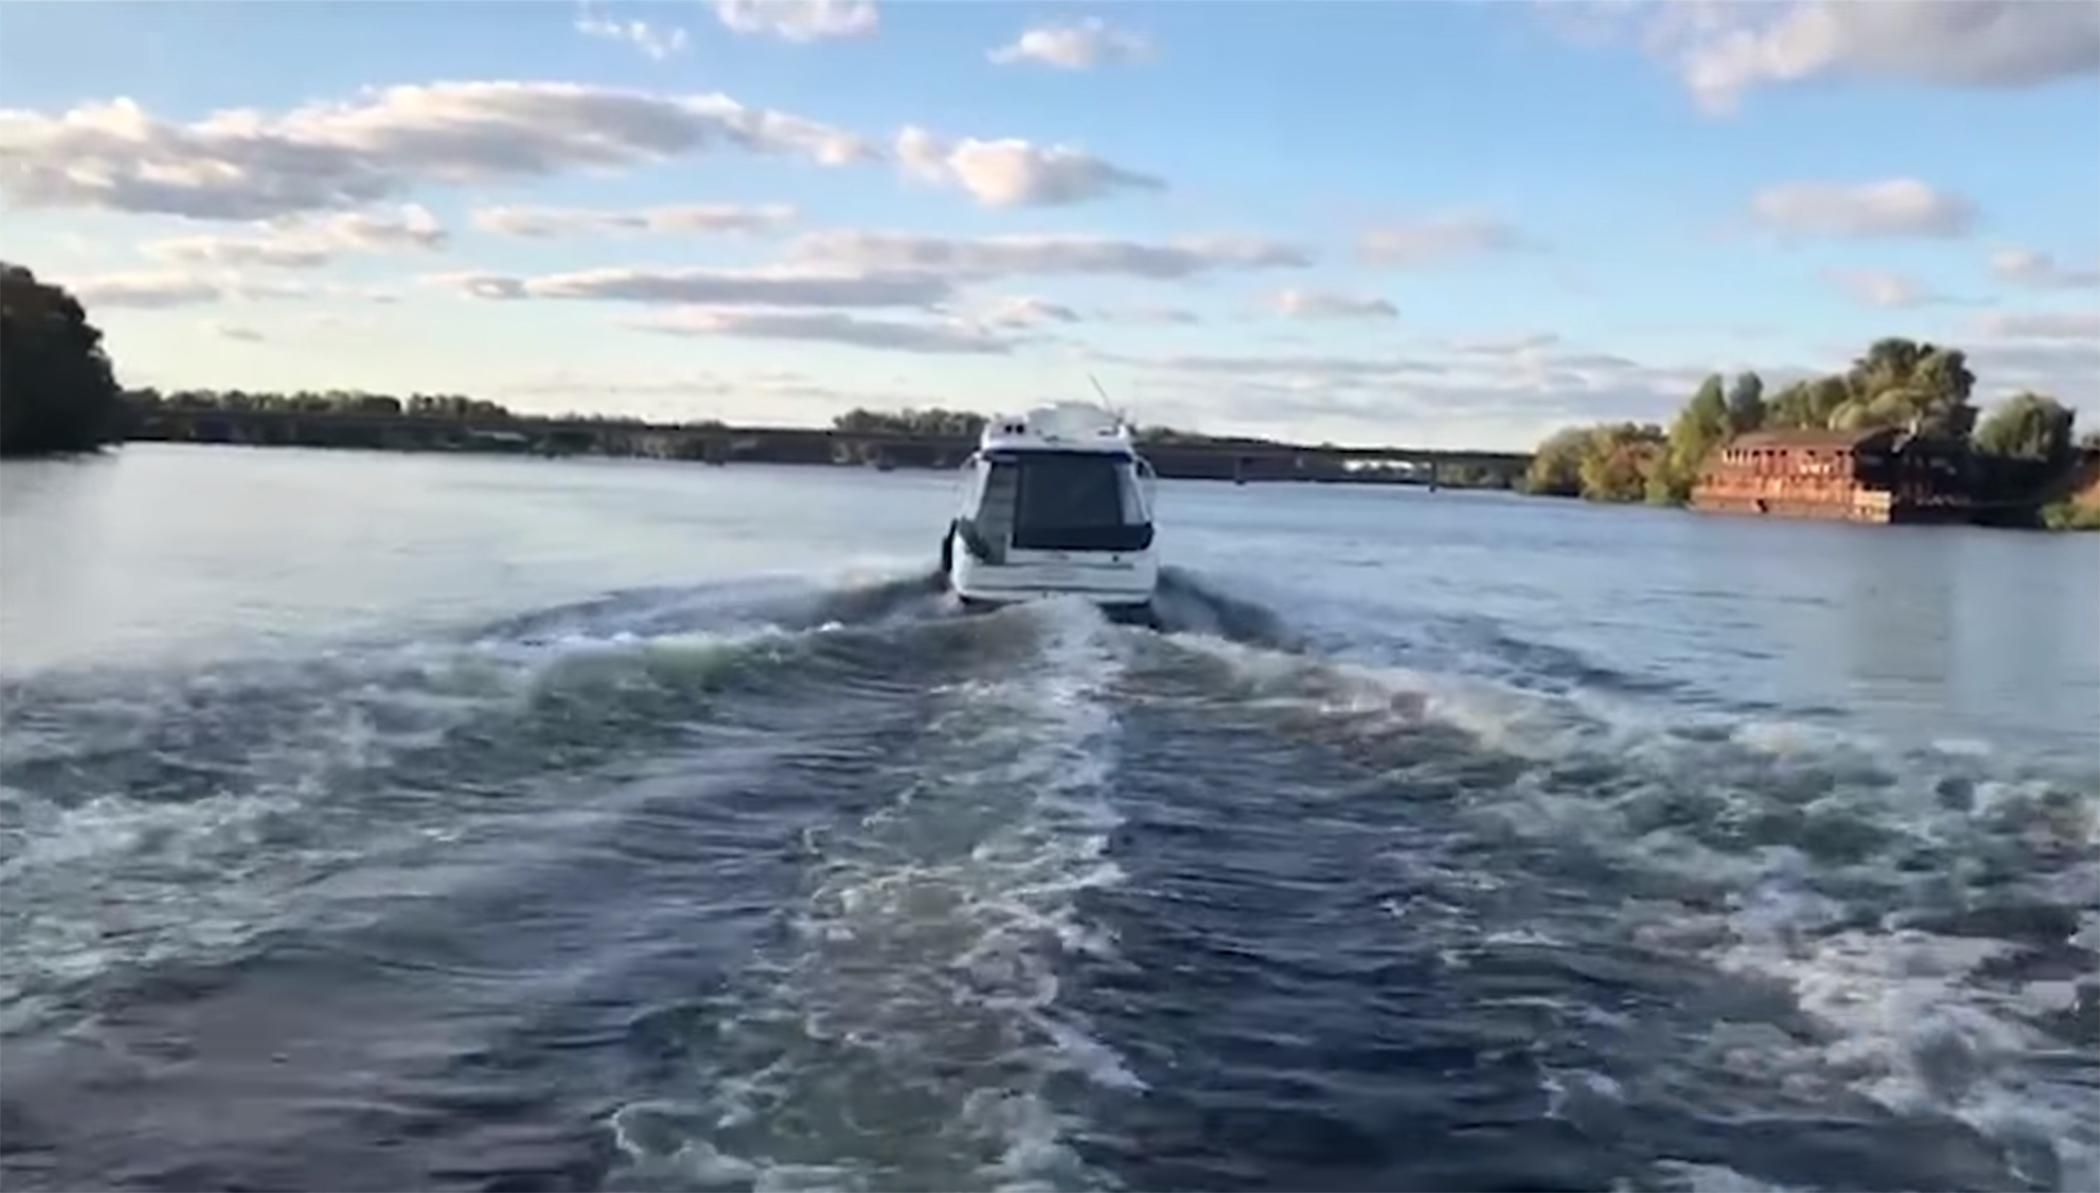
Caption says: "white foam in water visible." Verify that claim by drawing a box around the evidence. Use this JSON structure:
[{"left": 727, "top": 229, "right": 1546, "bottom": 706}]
[
  {"left": 1716, "top": 919, "right": 2099, "bottom": 1190},
  {"left": 0, "top": 602, "right": 856, "bottom": 1034},
  {"left": 1158, "top": 619, "right": 2100, "bottom": 1192},
  {"left": 1644, "top": 1160, "right": 1806, "bottom": 1193},
  {"left": 610, "top": 598, "right": 1138, "bottom": 1191}
]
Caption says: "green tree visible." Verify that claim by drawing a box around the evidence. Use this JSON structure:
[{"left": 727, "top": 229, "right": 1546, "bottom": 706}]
[
  {"left": 1579, "top": 423, "right": 1665, "bottom": 503},
  {"left": 1, "top": 262, "right": 124, "bottom": 456},
  {"left": 1652, "top": 374, "right": 1731, "bottom": 504},
  {"left": 1766, "top": 375, "right": 1854, "bottom": 429},
  {"left": 1974, "top": 392, "right": 2076, "bottom": 462},
  {"left": 1831, "top": 338, "right": 1976, "bottom": 437},
  {"left": 1524, "top": 427, "right": 1589, "bottom": 496},
  {"left": 1726, "top": 371, "right": 1765, "bottom": 433},
  {"left": 833, "top": 407, "right": 987, "bottom": 437}
]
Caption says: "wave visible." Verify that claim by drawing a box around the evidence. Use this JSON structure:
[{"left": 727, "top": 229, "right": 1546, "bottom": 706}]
[
  {"left": 1133, "top": 626, "right": 2100, "bottom": 1191},
  {"left": 7, "top": 560, "right": 2093, "bottom": 1189},
  {"left": 0, "top": 569, "right": 976, "bottom": 1033},
  {"left": 607, "top": 599, "right": 1137, "bottom": 1191}
]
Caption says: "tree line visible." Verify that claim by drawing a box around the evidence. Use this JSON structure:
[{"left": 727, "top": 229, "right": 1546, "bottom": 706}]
[
  {"left": 126, "top": 388, "right": 516, "bottom": 420},
  {"left": 1524, "top": 337, "right": 2089, "bottom": 505},
  {"left": 830, "top": 408, "right": 988, "bottom": 437}
]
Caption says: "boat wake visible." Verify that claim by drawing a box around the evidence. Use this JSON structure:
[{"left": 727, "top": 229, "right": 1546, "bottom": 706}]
[{"left": 2, "top": 565, "right": 2093, "bottom": 1192}]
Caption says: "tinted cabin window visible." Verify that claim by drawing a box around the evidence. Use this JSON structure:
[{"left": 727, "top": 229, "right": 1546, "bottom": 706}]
[
  {"left": 969, "top": 460, "right": 1019, "bottom": 561},
  {"left": 1012, "top": 454, "right": 1152, "bottom": 551}
]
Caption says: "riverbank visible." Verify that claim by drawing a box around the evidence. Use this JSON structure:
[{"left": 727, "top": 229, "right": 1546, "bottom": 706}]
[{"left": 121, "top": 405, "right": 1530, "bottom": 488}]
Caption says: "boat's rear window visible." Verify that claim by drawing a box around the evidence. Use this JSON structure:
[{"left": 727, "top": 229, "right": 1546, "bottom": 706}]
[{"left": 1012, "top": 454, "right": 1151, "bottom": 551}]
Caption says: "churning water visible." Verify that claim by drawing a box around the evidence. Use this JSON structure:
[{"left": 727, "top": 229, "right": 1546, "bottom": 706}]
[{"left": 2, "top": 446, "right": 2096, "bottom": 1191}]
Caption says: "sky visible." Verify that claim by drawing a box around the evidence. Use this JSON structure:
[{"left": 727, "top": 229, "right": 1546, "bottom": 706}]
[{"left": 2, "top": 0, "right": 2095, "bottom": 449}]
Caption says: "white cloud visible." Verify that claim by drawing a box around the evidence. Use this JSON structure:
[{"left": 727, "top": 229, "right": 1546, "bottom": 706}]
[
  {"left": 1976, "top": 310, "right": 2100, "bottom": 340},
  {"left": 0, "top": 84, "right": 869, "bottom": 219},
  {"left": 426, "top": 264, "right": 951, "bottom": 307},
  {"left": 1130, "top": 352, "right": 1446, "bottom": 379},
  {"left": 1967, "top": 339, "right": 2100, "bottom": 404},
  {"left": 636, "top": 309, "right": 1008, "bottom": 354},
  {"left": 421, "top": 271, "right": 527, "bottom": 300},
  {"left": 989, "top": 18, "right": 1152, "bottom": 69},
  {"left": 209, "top": 321, "right": 265, "bottom": 342},
  {"left": 973, "top": 296, "right": 1082, "bottom": 328},
  {"left": 321, "top": 204, "right": 446, "bottom": 251},
  {"left": 712, "top": 0, "right": 877, "bottom": 42},
  {"left": 1453, "top": 332, "right": 1560, "bottom": 356},
  {"left": 1990, "top": 247, "right": 2100, "bottom": 290},
  {"left": 1823, "top": 268, "right": 1942, "bottom": 308},
  {"left": 63, "top": 270, "right": 222, "bottom": 307},
  {"left": 144, "top": 234, "right": 332, "bottom": 270},
  {"left": 1750, "top": 178, "right": 1975, "bottom": 238},
  {"left": 1655, "top": 1, "right": 2100, "bottom": 113},
  {"left": 893, "top": 126, "right": 1163, "bottom": 207},
  {"left": 144, "top": 204, "right": 446, "bottom": 268},
  {"left": 1115, "top": 305, "right": 1201, "bottom": 325},
  {"left": 471, "top": 203, "right": 796, "bottom": 238},
  {"left": 1272, "top": 288, "right": 1397, "bottom": 320},
  {"left": 1357, "top": 214, "right": 1530, "bottom": 267},
  {"left": 792, "top": 230, "right": 1309, "bottom": 279},
  {"left": 575, "top": 2, "right": 690, "bottom": 59}
]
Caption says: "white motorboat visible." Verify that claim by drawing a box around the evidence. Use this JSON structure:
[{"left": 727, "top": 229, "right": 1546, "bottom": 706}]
[{"left": 940, "top": 403, "right": 1159, "bottom": 611}]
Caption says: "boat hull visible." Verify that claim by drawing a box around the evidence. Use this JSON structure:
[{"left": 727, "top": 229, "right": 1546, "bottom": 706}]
[{"left": 944, "top": 531, "right": 1157, "bottom": 609}]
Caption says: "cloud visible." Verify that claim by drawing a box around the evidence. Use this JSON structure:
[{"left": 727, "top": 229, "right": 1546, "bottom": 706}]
[
  {"left": 575, "top": 2, "right": 690, "bottom": 59},
  {"left": 792, "top": 230, "right": 1309, "bottom": 279},
  {"left": 1823, "top": 268, "right": 1943, "bottom": 308},
  {"left": 1750, "top": 178, "right": 1975, "bottom": 239},
  {"left": 144, "top": 204, "right": 446, "bottom": 268},
  {"left": 894, "top": 126, "right": 1162, "bottom": 207},
  {"left": 636, "top": 309, "right": 1008, "bottom": 354},
  {"left": 144, "top": 234, "right": 332, "bottom": 270},
  {"left": 1104, "top": 338, "right": 1731, "bottom": 449},
  {"left": 1357, "top": 214, "right": 1531, "bottom": 267},
  {"left": 323, "top": 204, "right": 446, "bottom": 250},
  {"left": 1117, "top": 352, "right": 1445, "bottom": 379},
  {"left": 1453, "top": 332, "right": 1560, "bottom": 356},
  {"left": 1990, "top": 247, "right": 2100, "bottom": 290},
  {"left": 426, "top": 264, "right": 952, "bottom": 307},
  {"left": 712, "top": 0, "right": 877, "bottom": 41},
  {"left": 421, "top": 271, "right": 527, "bottom": 300},
  {"left": 1271, "top": 288, "right": 1397, "bottom": 320},
  {"left": 1967, "top": 339, "right": 2100, "bottom": 405},
  {"left": 1976, "top": 310, "right": 2100, "bottom": 341},
  {"left": 0, "top": 84, "right": 869, "bottom": 219},
  {"left": 209, "top": 321, "right": 265, "bottom": 342},
  {"left": 989, "top": 18, "right": 1152, "bottom": 69},
  {"left": 973, "top": 296, "right": 1081, "bottom": 328},
  {"left": 1115, "top": 305, "right": 1201, "bottom": 325},
  {"left": 63, "top": 270, "right": 222, "bottom": 307},
  {"left": 472, "top": 203, "right": 795, "bottom": 238},
  {"left": 1656, "top": 1, "right": 2100, "bottom": 113}
]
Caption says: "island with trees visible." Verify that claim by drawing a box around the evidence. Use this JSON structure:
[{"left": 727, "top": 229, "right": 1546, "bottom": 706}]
[{"left": 1524, "top": 338, "right": 2099, "bottom": 530}]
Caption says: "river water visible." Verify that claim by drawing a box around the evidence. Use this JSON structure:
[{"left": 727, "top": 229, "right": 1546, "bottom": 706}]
[{"left": 3, "top": 444, "right": 2096, "bottom": 1192}]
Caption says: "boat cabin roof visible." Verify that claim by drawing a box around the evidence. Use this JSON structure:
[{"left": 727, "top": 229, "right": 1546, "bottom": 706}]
[{"left": 979, "top": 403, "right": 1135, "bottom": 456}]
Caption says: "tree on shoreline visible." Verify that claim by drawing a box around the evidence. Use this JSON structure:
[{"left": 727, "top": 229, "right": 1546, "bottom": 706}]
[
  {"left": 1, "top": 263, "right": 124, "bottom": 457},
  {"left": 1973, "top": 393, "right": 2076, "bottom": 463},
  {"left": 1524, "top": 338, "right": 2075, "bottom": 506}
]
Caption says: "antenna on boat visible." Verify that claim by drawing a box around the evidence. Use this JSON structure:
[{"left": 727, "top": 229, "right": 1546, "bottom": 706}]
[{"left": 1087, "top": 373, "right": 1133, "bottom": 427}]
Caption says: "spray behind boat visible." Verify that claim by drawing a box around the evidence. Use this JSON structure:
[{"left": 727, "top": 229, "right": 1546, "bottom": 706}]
[{"left": 940, "top": 402, "right": 1161, "bottom": 615}]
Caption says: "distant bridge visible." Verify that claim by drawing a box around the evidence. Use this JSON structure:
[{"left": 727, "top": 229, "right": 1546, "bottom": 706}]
[{"left": 128, "top": 408, "right": 1533, "bottom": 488}]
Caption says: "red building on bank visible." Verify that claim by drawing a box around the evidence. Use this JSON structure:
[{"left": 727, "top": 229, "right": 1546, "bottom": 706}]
[{"left": 1692, "top": 427, "right": 1971, "bottom": 523}]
